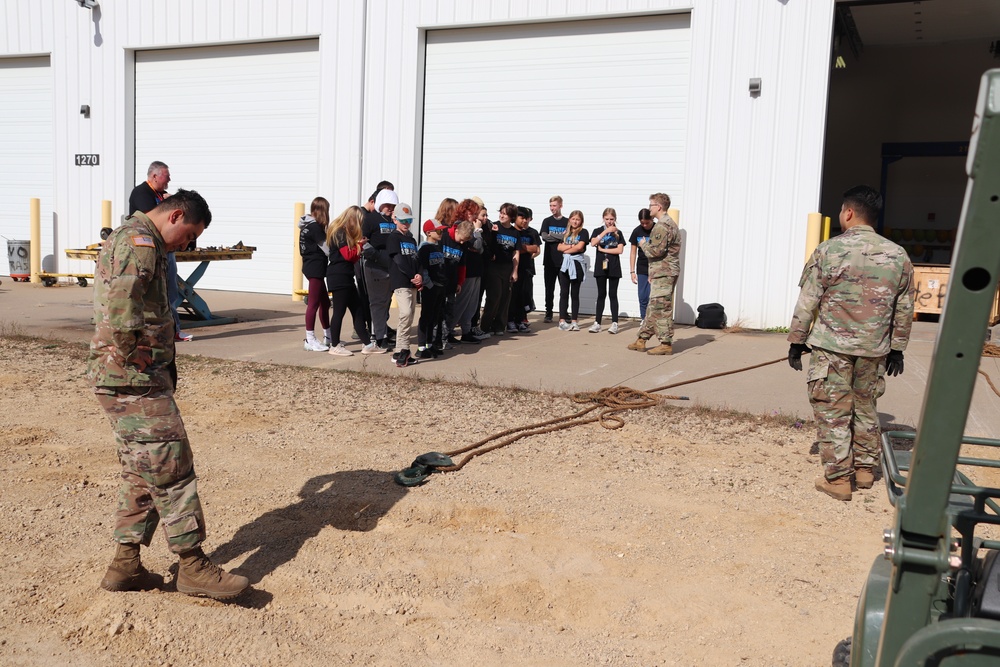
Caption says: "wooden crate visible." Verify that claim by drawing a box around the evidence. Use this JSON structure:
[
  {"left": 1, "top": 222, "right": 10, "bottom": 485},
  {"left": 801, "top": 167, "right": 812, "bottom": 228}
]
[{"left": 913, "top": 263, "right": 1000, "bottom": 325}]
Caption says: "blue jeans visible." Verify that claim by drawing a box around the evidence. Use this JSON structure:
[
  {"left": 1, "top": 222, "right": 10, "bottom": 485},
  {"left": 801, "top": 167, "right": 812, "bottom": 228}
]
[{"left": 637, "top": 273, "right": 651, "bottom": 320}]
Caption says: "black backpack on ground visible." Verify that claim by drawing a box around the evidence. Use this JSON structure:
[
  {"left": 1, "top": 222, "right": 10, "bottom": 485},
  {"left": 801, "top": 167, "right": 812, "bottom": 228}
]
[{"left": 695, "top": 303, "right": 726, "bottom": 329}]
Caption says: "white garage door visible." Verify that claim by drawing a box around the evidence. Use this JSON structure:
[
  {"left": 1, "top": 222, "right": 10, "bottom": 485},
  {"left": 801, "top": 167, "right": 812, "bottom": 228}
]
[
  {"left": 135, "top": 40, "right": 319, "bottom": 294},
  {"left": 421, "top": 14, "right": 691, "bottom": 318},
  {"left": 0, "top": 56, "right": 53, "bottom": 276}
]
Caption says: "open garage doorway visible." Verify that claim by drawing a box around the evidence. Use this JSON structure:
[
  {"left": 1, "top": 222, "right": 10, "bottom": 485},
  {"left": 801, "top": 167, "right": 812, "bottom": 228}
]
[{"left": 820, "top": 0, "right": 1000, "bottom": 268}]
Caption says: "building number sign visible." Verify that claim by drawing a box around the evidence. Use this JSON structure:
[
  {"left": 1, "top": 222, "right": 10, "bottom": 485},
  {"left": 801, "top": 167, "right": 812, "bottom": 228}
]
[{"left": 75, "top": 154, "right": 100, "bottom": 166}]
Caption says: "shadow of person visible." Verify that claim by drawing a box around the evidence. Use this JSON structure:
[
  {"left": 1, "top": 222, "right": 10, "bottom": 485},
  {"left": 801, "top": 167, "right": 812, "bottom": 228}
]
[
  {"left": 671, "top": 333, "right": 716, "bottom": 353},
  {"left": 209, "top": 469, "right": 408, "bottom": 584}
]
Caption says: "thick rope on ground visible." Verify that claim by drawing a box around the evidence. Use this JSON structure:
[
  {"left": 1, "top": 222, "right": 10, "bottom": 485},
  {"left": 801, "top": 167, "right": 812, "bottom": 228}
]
[{"left": 428, "top": 357, "right": 786, "bottom": 474}]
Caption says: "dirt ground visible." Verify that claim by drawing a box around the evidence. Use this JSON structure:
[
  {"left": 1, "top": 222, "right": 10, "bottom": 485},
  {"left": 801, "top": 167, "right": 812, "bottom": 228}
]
[{"left": 0, "top": 334, "right": 899, "bottom": 666}]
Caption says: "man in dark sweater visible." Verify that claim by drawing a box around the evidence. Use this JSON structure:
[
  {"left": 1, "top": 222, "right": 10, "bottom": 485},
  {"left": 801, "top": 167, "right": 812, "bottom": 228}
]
[
  {"left": 539, "top": 195, "right": 568, "bottom": 323},
  {"left": 361, "top": 188, "right": 400, "bottom": 353}
]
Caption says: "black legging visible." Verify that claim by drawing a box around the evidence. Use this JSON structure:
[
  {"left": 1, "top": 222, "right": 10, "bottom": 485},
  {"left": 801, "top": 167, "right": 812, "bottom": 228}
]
[
  {"left": 543, "top": 263, "right": 559, "bottom": 317},
  {"left": 558, "top": 271, "right": 582, "bottom": 322},
  {"left": 328, "top": 284, "right": 368, "bottom": 346},
  {"left": 594, "top": 276, "right": 620, "bottom": 324},
  {"left": 418, "top": 286, "right": 446, "bottom": 347}
]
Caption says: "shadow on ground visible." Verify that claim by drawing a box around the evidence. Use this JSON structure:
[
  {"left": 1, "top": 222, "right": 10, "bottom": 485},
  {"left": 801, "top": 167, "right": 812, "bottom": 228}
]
[{"left": 209, "top": 469, "right": 408, "bottom": 584}]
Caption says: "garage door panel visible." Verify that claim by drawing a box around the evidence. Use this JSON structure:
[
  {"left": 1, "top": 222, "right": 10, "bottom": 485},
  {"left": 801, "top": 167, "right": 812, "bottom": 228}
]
[
  {"left": 135, "top": 40, "right": 319, "bottom": 294},
  {"left": 0, "top": 56, "right": 53, "bottom": 270},
  {"left": 421, "top": 14, "right": 690, "bottom": 319}
]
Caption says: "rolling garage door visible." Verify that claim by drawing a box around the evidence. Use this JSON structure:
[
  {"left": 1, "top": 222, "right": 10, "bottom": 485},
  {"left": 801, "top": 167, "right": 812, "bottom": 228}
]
[
  {"left": 421, "top": 14, "right": 691, "bottom": 318},
  {"left": 0, "top": 56, "right": 53, "bottom": 275},
  {"left": 135, "top": 40, "right": 319, "bottom": 294}
]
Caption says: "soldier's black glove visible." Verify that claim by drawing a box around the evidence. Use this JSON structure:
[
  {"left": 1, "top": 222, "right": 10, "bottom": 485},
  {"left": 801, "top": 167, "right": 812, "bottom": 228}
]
[
  {"left": 886, "top": 350, "right": 904, "bottom": 377},
  {"left": 788, "top": 343, "right": 811, "bottom": 371}
]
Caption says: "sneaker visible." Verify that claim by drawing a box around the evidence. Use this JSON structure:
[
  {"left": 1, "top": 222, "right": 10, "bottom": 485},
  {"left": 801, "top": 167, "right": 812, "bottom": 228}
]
[
  {"left": 175, "top": 331, "right": 194, "bottom": 342},
  {"left": 473, "top": 328, "right": 491, "bottom": 340},
  {"left": 493, "top": 330, "right": 505, "bottom": 336},
  {"left": 304, "top": 338, "right": 329, "bottom": 352},
  {"left": 569, "top": 322, "right": 580, "bottom": 331},
  {"left": 544, "top": 313, "right": 553, "bottom": 323},
  {"left": 395, "top": 350, "right": 417, "bottom": 367},
  {"left": 416, "top": 347, "right": 435, "bottom": 360},
  {"left": 558, "top": 321, "right": 570, "bottom": 331},
  {"left": 506, "top": 322, "right": 518, "bottom": 333},
  {"left": 460, "top": 333, "right": 481, "bottom": 344},
  {"left": 447, "top": 334, "right": 463, "bottom": 345},
  {"left": 609, "top": 322, "right": 619, "bottom": 335},
  {"left": 327, "top": 343, "right": 353, "bottom": 357},
  {"left": 588, "top": 322, "right": 601, "bottom": 333},
  {"left": 361, "top": 342, "right": 386, "bottom": 355},
  {"left": 437, "top": 340, "right": 454, "bottom": 350},
  {"left": 517, "top": 322, "right": 530, "bottom": 332}
]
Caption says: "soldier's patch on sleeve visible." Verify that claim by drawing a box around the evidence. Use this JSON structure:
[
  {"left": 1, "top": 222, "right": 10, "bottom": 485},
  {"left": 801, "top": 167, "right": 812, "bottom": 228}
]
[{"left": 131, "top": 235, "right": 155, "bottom": 248}]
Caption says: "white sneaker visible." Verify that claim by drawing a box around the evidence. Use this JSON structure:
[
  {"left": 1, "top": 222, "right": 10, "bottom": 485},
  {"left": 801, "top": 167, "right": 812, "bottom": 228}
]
[
  {"left": 304, "top": 338, "right": 328, "bottom": 352},
  {"left": 569, "top": 322, "right": 580, "bottom": 331},
  {"left": 327, "top": 343, "right": 353, "bottom": 357},
  {"left": 609, "top": 322, "right": 619, "bottom": 335},
  {"left": 558, "top": 321, "right": 570, "bottom": 331},
  {"left": 588, "top": 322, "right": 601, "bottom": 333},
  {"left": 361, "top": 342, "right": 379, "bottom": 355}
]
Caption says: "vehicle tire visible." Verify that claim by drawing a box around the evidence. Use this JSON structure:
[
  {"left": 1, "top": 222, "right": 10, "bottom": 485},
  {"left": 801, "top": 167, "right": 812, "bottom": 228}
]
[
  {"left": 42, "top": 277, "right": 57, "bottom": 287},
  {"left": 832, "top": 637, "right": 851, "bottom": 667},
  {"left": 77, "top": 277, "right": 88, "bottom": 287}
]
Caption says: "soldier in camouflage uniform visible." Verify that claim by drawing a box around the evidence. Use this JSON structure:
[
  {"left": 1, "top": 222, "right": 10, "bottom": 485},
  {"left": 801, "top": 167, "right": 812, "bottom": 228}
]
[
  {"left": 787, "top": 185, "right": 914, "bottom": 501},
  {"left": 628, "top": 192, "right": 681, "bottom": 355},
  {"left": 89, "top": 190, "right": 249, "bottom": 599}
]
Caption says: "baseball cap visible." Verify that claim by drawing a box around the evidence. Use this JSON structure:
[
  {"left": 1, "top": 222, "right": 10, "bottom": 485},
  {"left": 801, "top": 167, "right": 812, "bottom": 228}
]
[
  {"left": 423, "top": 219, "right": 446, "bottom": 234},
  {"left": 395, "top": 202, "right": 414, "bottom": 222},
  {"left": 375, "top": 189, "right": 399, "bottom": 210},
  {"left": 471, "top": 196, "right": 485, "bottom": 209}
]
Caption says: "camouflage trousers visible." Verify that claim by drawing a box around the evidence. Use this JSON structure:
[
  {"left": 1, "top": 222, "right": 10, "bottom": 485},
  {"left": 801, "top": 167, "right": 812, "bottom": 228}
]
[
  {"left": 806, "top": 349, "right": 886, "bottom": 482},
  {"left": 94, "top": 386, "right": 206, "bottom": 554},
  {"left": 638, "top": 275, "right": 676, "bottom": 343}
]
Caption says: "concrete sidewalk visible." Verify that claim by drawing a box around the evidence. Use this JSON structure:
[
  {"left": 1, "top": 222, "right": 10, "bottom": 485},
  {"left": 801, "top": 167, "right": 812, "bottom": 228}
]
[{"left": 3, "top": 276, "right": 1000, "bottom": 437}]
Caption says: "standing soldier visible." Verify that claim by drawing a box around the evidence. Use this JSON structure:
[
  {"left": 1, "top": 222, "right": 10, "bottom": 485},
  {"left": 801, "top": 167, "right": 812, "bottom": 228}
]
[
  {"left": 787, "top": 185, "right": 914, "bottom": 501},
  {"left": 628, "top": 192, "right": 681, "bottom": 355},
  {"left": 89, "top": 190, "right": 249, "bottom": 600}
]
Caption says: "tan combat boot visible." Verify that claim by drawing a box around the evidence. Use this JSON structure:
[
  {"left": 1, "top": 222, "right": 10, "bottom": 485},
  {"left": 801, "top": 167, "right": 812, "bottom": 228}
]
[
  {"left": 647, "top": 343, "right": 673, "bottom": 355},
  {"left": 176, "top": 548, "right": 250, "bottom": 600},
  {"left": 100, "top": 543, "right": 159, "bottom": 592},
  {"left": 627, "top": 337, "right": 647, "bottom": 352},
  {"left": 815, "top": 475, "right": 852, "bottom": 501},
  {"left": 855, "top": 467, "right": 875, "bottom": 489}
]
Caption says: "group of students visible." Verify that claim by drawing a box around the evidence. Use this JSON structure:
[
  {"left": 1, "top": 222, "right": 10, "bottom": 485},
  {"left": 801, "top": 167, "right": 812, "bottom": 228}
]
[{"left": 298, "top": 184, "right": 661, "bottom": 367}]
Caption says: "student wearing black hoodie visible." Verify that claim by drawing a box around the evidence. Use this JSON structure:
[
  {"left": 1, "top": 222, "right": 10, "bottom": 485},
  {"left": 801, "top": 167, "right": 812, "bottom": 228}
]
[
  {"left": 299, "top": 197, "right": 332, "bottom": 351},
  {"left": 385, "top": 203, "right": 422, "bottom": 367}
]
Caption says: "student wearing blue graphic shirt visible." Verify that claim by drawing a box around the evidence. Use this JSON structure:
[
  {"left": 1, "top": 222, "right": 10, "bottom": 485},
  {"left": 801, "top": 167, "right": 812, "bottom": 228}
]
[
  {"left": 417, "top": 219, "right": 448, "bottom": 359},
  {"left": 539, "top": 195, "right": 568, "bottom": 323},
  {"left": 480, "top": 203, "right": 520, "bottom": 336},
  {"left": 589, "top": 207, "right": 626, "bottom": 334},
  {"left": 386, "top": 203, "right": 422, "bottom": 367},
  {"left": 453, "top": 200, "right": 488, "bottom": 342},
  {"left": 508, "top": 206, "right": 540, "bottom": 332},
  {"left": 628, "top": 208, "right": 656, "bottom": 322},
  {"left": 557, "top": 211, "right": 589, "bottom": 331},
  {"left": 361, "top": 188, "right": 399, "bottom": 354},
  {"left": 441, "top": 218, "right": 474, "bottom": 346}
]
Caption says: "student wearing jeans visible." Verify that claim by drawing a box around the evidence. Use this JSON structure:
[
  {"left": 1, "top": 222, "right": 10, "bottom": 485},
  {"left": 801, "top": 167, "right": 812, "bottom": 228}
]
[
  {"left": 629, "top": 208, "right": 655, "bottom": 323},
  {"left": 385, "top": 203, "right": 422, "bottom": 367}
]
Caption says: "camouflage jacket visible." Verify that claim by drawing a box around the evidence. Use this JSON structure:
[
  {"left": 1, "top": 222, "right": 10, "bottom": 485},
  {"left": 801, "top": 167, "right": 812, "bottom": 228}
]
[
  {"left": 787, "top": 225, "right": 914, "bottom": 357},
  {"left": 87, "top": 213, "right": 174, "bottom": 388},
  {"left": 639, "top": 215, "right": 680, "bottom": 279}
]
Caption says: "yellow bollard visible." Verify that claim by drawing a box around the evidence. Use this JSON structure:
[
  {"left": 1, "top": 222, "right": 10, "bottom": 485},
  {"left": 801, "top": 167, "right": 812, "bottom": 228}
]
[
  {"left": 667, "top": 208, "right": 680, "bottom": 226},
  {"left": 822, "top": 216, "right": 831, "bottom": 242},
  {"left": 805, "top": 212, "right": 823, "bottom": 262},
  {"left": 292, "top": 202, "right": 304, "bottom": 301},
  {"left": 29, "top": 197, "right": 41, "bottom": 283},
  {"left": 102, "top": 200, "right": 112, "bottom": 238}
]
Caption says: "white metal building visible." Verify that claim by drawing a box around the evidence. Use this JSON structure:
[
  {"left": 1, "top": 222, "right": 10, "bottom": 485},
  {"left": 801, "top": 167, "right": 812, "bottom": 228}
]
[{"left": 0, "top": 0, "right": 848, "bottom": 327}]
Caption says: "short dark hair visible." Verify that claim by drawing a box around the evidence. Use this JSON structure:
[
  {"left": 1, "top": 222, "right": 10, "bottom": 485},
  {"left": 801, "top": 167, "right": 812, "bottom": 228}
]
[
  {"left": 153, "top": 189, "right": 212, "bottom": 228},
  {"left": 516, "top": 206, "right": 530, "bottom": 219},
  {"left": 500, "top": 203, "right": 518, "bottom": 219},
  {"left": 638, "top": 208, "right": 653, "bottom": 222},
  {"left": 368, "top": 181, "right": 395, "bottom": 204},
  {"left": 842, "top": 185, "right": 882, "bottom": 224}
]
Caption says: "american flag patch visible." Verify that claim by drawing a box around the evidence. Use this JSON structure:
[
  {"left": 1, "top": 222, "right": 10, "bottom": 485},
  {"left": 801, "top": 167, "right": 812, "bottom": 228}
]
[{"left": 130, "top": 235, "right": 155, "bottom": 248}]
